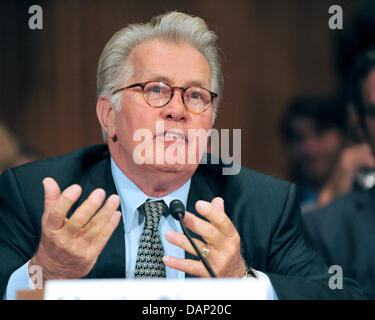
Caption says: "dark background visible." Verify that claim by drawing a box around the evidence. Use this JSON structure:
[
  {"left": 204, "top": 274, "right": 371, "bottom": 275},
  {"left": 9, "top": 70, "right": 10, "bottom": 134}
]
[{"left": 1, "top": 0, "right": 374, "bottom": 180}]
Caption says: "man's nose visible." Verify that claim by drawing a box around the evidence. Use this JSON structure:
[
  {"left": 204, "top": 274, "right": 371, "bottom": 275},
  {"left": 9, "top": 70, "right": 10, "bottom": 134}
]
[{"left": 160, "top": 90, "right": 188, "bottom": 121}]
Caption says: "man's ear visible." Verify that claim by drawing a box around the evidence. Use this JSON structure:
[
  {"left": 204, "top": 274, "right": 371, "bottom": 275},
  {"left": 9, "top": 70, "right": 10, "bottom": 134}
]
[{"left": 96, "top": 97, "right": 117, "bottom": 140}]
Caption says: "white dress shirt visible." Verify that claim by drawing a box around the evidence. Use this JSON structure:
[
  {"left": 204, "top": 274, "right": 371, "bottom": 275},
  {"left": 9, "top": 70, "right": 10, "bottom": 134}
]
[{"left": 110, "top": 158, "right": 187, "bottom": 278}]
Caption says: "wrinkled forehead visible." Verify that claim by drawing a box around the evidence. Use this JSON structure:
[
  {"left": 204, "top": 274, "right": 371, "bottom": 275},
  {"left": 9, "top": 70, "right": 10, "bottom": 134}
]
[{"left": 127, "top": 39, "right": 212, "bottom": 89}]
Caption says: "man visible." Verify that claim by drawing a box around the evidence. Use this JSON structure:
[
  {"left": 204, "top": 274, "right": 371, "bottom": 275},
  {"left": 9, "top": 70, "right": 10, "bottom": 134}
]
[
  {"left": 280, "top": 96, "right": 348, "bottom": 212},
  {"left": 0, "top": 12, "right": 365, "bottom": 299},
  {"left": 303, "top": 46, "right": 375, "bottom": 299},
  {"left": 280, "top": 96, "right": 375, "bottom": 213}
]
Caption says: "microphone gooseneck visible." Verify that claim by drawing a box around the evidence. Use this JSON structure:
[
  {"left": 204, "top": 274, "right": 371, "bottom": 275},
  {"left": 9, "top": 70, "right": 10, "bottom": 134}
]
[{"left": 169, "top": 199, "right": 217, "bottom": 278}]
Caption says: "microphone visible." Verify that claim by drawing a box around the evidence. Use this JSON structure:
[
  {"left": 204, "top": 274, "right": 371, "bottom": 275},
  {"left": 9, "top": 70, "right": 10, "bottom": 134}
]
[{"left": 169, "top": 199, "right": 217, "bottom": 278}]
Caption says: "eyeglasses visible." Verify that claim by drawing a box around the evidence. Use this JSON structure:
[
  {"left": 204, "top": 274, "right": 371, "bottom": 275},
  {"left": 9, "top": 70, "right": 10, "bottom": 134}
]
[{"left": 111, "top": 81, "right": 218, "bottom": 114}]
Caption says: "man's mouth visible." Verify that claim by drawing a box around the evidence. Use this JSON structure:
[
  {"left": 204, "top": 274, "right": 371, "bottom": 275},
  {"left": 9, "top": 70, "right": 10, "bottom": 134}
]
[{"left": 156, "top": 130, "right": 187, "bottom": 142}]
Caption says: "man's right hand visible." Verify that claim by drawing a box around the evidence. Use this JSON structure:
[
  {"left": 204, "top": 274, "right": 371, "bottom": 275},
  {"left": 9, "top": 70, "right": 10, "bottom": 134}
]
[{"left": 29, "top": 177, "right": 121, "bottom": 282}]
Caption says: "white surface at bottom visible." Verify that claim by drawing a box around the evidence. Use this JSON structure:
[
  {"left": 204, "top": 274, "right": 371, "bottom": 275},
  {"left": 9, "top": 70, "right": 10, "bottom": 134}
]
[{"left": 44, "top": 277, "right": 272, "bottom": 300}]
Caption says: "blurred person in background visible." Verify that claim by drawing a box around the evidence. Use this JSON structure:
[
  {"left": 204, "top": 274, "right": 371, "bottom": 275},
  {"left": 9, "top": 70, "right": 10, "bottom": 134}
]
[
  {"left": 303, "top": 46, "right": 375, "bottom": 299},
  {"left": 0, "top": 122, "right": 19, "bottom": 174},
  {"left": 14, "top": 143, "right": 43, "bottom": 167},
  {"left": 0, "top": 122, "right": 42, "bottom": 173},
  {"left": 280, "top": 96, "right": 375, "bottom": 213}
]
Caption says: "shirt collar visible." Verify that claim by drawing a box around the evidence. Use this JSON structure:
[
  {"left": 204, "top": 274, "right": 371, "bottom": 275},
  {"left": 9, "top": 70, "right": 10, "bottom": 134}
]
[{"left": 110, "top": 158, "right": 191, "bottom": 233}]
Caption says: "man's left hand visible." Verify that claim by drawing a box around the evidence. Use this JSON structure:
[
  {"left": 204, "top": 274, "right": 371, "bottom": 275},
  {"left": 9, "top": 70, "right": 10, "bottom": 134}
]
[{"left": 163, "top": 197, "right": 247, "bottom": 277}]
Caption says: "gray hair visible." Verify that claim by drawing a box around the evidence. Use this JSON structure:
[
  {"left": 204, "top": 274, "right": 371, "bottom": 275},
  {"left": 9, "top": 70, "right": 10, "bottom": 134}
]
[{"left": 97, "top": 11, "right": 223, "bottom": 140}]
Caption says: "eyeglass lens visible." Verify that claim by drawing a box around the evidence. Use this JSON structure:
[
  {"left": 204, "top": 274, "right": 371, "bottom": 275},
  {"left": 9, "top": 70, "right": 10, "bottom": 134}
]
[{"left": 143, "top": 82, "right": 212, "bottom": 112}]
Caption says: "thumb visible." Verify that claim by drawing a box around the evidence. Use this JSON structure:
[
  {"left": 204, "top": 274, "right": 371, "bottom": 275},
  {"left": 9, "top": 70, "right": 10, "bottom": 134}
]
[
  {"left": 42, "top": 177, "right": 62, "bottom": 228},
  {"left": 211, "top": 197, "right": 224, "bottom": 211},
  {"left": 43, "top": 177, "right": 61, "bottom": 212}
]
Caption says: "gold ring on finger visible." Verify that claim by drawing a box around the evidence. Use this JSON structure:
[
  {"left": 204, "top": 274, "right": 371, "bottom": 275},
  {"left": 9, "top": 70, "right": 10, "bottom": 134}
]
[{"left": 201, "top": 246, "right": 211, "bottom": 258}]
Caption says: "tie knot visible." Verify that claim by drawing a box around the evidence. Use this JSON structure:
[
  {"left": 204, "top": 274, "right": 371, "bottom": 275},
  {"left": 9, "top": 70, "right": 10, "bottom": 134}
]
[{"left": 142, "top": 200, "right": 168, "bottom": 229}]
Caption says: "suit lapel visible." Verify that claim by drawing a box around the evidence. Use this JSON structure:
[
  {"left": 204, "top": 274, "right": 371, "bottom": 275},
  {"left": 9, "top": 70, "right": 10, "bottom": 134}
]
[
  {"left": 82, "top": 154, "right": 126, "bottom": 279},
  {"left": 185, "top": 167, "right": 215, "bottom": 278}
]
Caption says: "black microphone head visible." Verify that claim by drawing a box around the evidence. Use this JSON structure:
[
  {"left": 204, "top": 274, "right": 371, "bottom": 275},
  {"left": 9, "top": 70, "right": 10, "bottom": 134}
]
[{"left": 169, "top": 199, "right": 185, "bottom": 220}]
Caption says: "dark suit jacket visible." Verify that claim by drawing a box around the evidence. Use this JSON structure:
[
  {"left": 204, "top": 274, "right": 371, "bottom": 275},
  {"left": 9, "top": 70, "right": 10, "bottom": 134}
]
[
  {"left": 303, "top": 188, "right": 375, "bottom": 299},
  {"left": 0, "top": 145, "right": 366, "bottom": 299}
]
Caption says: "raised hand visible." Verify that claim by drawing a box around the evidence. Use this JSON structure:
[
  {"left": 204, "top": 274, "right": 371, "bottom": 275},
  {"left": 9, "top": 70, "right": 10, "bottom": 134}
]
[
  {"left": 163, "top": 197, "right": 247, "bottom": 278},
  {"left": 29, "top": 177, "right": 121, "bottom": 282}
]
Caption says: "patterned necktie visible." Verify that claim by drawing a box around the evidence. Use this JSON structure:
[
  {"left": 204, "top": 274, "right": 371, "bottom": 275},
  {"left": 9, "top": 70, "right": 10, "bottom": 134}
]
[{"left": 134, "top": 200, "right": 167, "bottom": 278}]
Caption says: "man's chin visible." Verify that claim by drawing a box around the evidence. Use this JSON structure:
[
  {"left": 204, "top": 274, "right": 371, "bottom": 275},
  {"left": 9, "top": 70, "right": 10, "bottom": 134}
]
[{"left": 146, "top": 162, "right": 198, "bottom": 174}]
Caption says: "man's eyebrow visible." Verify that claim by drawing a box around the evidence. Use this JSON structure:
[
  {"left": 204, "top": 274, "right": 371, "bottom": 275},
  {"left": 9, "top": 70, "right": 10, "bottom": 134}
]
[
  {"left": 185, "top": 80, "right": 209, "bottom": 89},
  {"left": 146, "top": 75, "right": 208, "bottom": 89},
  {"left": 147, "top": 75, "right": 171, "bottom": 83}
]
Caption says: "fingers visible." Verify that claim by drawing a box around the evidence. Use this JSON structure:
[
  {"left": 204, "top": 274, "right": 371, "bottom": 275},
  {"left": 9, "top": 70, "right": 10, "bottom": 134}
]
[
  {"left": 44, "top": 179, "right": 82, "bottom": 230},
  {"left": 165, "top": 230, "right": 207, "bottom": 257},
  {"left": 92, "top": 210, "right": 122, "bottom": 253},
  {"left": 195, "top": 198, "right": 237, "bottom": 238},
  {"left": 183, "top": 211, "right": 225, "bottom": 246},
  {"left": 163, "top": 256, "right": 210, "bottom": 278},
  {"left": 179, "top": 197, "right": 237, "bottom": 248},
  {"left": 80, "top": 194, "right": 121, "bottom": 240},
  {"left": 43, "top": 177, "right": 61, "bottom": 213},
  {"left": 64, "top": 188, "right": 105, "bottom": 234},
  {"left": 63, "top": 190, "right": 119, "bottom": 236},
  {"left": 211, "top": 197, "right": 224, "bottom": 211}
]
